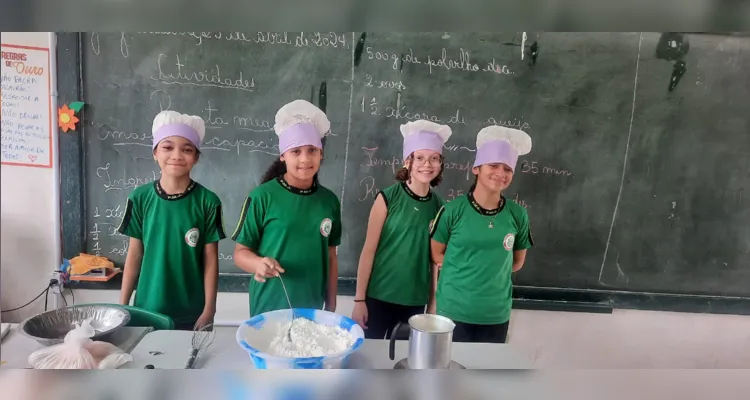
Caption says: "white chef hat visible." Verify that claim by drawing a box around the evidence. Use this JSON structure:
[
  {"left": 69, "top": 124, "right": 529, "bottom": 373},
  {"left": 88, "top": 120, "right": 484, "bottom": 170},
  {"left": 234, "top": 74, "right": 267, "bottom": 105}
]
[
  {"left": 473, "top": 125, "right": 532, "bottom": 170},
  {"left": 152, "top": 110, "right": 206, "bottom": 151},
  {"left": 274, "top": 99, "right": 330, "bottom": 155},
  {"left": 399, "top": 120, "right": 452, "bottom": 161}
]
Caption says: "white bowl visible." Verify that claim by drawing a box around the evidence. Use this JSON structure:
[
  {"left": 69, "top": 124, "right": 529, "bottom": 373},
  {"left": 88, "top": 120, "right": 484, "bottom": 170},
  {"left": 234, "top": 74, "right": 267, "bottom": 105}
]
[{"left": 236, "top": 308, "right": 365, "bottom": 369}]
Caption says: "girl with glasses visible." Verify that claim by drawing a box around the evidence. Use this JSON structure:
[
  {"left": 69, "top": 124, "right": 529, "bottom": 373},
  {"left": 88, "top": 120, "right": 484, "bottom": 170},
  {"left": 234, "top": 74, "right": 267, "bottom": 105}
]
[{"left": 352, "top": 120, "right": 452, "bottom": 339}]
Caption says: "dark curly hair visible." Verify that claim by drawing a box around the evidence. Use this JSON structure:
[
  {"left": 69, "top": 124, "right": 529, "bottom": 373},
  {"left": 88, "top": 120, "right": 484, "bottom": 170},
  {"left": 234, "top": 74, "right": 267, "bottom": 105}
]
[
  {"left": 395, "top": 154, "right": 445, "bottom": 187},
  {"left": 261, "top": 159, "right": 320, "bottom": 184}
]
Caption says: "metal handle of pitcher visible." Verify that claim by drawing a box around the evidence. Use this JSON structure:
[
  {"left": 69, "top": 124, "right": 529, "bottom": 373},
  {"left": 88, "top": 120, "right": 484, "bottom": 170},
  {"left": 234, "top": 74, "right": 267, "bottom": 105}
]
[{"left": 388, "top": 321, "right": 409, "bottom": 361}]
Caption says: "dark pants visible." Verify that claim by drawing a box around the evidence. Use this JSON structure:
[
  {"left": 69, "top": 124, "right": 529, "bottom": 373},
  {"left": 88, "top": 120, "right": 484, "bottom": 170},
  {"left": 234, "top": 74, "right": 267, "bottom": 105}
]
[
  {"left": 174, "top": 320, "right": 198, "bottom": 331},
  {"left": 364, "top": 296, "right": 425, "bottom": 340},
  {"left": 452, "top": 320, "right": 510, "bottom": 343}
]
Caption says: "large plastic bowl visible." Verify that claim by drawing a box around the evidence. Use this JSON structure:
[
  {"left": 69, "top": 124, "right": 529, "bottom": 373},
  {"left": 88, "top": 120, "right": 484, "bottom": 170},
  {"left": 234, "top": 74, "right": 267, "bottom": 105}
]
[{"left": 236, "top": 308, "right": 365, "bottom": 369}]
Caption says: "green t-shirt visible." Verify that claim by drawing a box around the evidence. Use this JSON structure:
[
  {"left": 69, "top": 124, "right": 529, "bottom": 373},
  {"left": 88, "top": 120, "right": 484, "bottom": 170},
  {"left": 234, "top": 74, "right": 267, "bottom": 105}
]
[
  {"left": 367, "top": 182, "right": 445, "bottom": 306},
  {"left": 430, "top": 192, "right": 533, "bottom": 325},
  {"left": 231, "top": 177, "right": 342, "bottom": 317},
  {"left": 117, "top": 180, "right": 226, "bottom": 324}
]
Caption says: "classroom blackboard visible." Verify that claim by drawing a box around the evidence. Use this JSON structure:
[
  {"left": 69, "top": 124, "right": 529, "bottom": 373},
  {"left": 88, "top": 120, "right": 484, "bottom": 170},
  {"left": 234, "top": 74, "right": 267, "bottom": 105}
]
[{"left": 62, "top": 32, "right": 750, "bottom": 300}]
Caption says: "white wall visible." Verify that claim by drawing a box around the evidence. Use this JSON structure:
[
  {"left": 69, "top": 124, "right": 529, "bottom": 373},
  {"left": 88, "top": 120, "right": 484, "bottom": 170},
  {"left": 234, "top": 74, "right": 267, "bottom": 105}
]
[
  {"left": 1, "top": 32, "right": 59, "bottom": 324},
  {"left": 3, "top": 32, "right": 750, "bottom": 369}
]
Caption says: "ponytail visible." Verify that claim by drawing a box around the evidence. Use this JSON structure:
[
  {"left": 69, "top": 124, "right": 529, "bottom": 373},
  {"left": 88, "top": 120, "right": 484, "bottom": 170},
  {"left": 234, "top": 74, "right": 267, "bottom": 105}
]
[
  {"left": 261, "top": 159, "right": 286, "bottom": 184},
  {"left": 260, "top": 159, "right": 320, "bottom": 185},
  {"left": 469, "top": 175, "right": 478, "bottom": 192}
]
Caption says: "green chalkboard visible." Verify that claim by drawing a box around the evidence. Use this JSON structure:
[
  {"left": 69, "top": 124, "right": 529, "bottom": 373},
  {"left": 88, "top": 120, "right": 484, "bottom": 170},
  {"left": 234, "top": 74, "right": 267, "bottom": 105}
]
[{"left": 69, "top": 32, "right": 750, "bottom": 299}]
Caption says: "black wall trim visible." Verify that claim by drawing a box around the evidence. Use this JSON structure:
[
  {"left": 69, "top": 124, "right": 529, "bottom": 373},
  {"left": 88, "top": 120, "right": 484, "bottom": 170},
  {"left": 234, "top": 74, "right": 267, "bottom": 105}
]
[
  {"left": 65, "top": 274, "right": 750, "bottom": 316},
  {"left": 57, "top": 32, "right": 86, "bottom": 260}
]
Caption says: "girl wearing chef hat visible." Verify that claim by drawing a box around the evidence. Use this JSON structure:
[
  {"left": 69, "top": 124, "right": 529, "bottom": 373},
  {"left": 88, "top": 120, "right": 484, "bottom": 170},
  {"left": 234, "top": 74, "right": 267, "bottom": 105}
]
[
  {"left": 232, "top": 99, "right": 342, "bottom": 317},
  {"left": 429, "top": 125, "right": 534, "bottom": 343},
  {"left": 351, "top": 120, "right": 452, "bottom": 338},
  {"left": 118, "top": 110, "right": 226, "bottom": 331}
]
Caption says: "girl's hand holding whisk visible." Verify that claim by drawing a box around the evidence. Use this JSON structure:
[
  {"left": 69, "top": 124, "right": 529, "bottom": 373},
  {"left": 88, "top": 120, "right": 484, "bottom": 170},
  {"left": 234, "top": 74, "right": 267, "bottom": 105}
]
[{"left": 253, "top": 257, "right": 284, "bottom": 282}]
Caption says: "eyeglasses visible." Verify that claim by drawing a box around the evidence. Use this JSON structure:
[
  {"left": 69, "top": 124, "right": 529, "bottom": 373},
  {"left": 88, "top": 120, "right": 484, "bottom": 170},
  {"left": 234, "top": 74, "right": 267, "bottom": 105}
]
[{"left": 412, "top": 155, "right": 443, "bottom": 166}]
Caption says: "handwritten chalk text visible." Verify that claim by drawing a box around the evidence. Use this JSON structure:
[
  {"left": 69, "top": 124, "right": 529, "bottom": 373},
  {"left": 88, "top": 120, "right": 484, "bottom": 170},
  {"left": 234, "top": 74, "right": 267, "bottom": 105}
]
[
  {"left": 202, "top": 137, "right": 279, "bottom": 156},
  {"left": 362, "top": 147, "right": 402, "bottom": 173},
  {"left": 95, "top": 124, "right": 153, "bottom": 144},
  {"left": 362, "top": 146, "right": 474, "bottom": 180},
  {"left": 110, "top": 239, "right": 129, "bottom": 257},
  {"left": 152, "top": 53, "right": 255, "bottom": 92},
  {"left": 358, "top": 176, "right": 379, "bottom": 202},
  {"left": 203, "top": 101, "right": 273, "bottom": 133},
  {"left": 511, "top": 193, "right": 530, "bottom": 209},
  {"left": 90, "top": 223, "right": 102, "bottom": 256},
  {"left": 96, "top": 163, "right": 160, "bottom": 192},
  {"left": 363, "top": 74, "right": 407, "bottom": 91},
  {"left": 361, "top": 95, "right": 531, "bottom": 132},
  {"left": 518, "top": 160, "right": 573, "bottom": 177},
  {"left": 143, "top": 32, "right": 347, "bottom": 49},
  {"left": 366, "top": 46, "right": 514, "bottom": 76}
]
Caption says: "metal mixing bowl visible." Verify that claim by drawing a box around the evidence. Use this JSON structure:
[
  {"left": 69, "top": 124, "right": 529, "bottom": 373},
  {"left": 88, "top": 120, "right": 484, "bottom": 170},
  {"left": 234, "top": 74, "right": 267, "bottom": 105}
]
[{"left": 19, "top": 305, "right": 131, "bottom": 346}]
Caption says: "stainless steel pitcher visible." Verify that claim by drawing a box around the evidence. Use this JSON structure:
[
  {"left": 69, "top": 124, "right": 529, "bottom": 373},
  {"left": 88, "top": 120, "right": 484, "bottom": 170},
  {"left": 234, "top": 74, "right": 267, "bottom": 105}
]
[{"left": 388, "top": 314, "right": 456, "bottom": 369}]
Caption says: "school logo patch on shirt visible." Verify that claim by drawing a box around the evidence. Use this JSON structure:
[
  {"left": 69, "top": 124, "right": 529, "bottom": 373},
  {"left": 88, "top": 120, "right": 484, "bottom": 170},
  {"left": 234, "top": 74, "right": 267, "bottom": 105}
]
[
  {"left": 185, "top": 228, "right": 200, "bottom": 247},
  {"left": 503, "top": 233, "right": 515, "bottom": 251},
  {"left": 320, "top": 218, "right": 332, "bottom": 237}
]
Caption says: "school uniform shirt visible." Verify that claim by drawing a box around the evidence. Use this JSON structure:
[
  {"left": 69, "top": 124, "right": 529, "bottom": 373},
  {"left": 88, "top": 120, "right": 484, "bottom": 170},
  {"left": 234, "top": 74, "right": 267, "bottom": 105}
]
[
  {"left": 367, "top": 182, "right": 445, "bottom": 306},
  {"left": 117, "top": 180, "right": 226, "bottom": 324},
  {"left": 430, "top": 192, "right": 533, "bottom": 325},
  {"left": 232, "top": 177, "right": 342, "bottom": 317}
]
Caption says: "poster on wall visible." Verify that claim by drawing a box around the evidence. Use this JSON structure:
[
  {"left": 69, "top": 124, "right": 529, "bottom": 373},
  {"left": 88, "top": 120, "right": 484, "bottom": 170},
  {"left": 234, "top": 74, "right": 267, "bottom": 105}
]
[{"left": 0, "top": 44, "right": 53, "bottom": 168}]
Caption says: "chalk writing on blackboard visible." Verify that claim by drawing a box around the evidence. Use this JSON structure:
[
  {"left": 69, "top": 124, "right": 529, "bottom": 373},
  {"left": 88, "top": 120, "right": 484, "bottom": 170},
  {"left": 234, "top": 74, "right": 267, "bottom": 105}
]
[
  {"left": 152, "top": 53, "right": 255, "bottom": 92},
  {"left": 1, "top": 44, "right": 52, "bottom": 168},
  {"left": 518, "top": 160, "right": 574, "bottom": 177},
  {"left": 95, "top": 163, "right": 160, "bottom": 192},
  {"left": 110, "top": 239, "right": 129, "bottom": 257},
  {"left": 90, "top": 32, "right": 100, "bottom": 55},
  {"left": 143, "top": 32, "right": 348, "bottom": 49},
  {"left": 203, "top": 100, "right": 273, "bottom": 132},
  {"left": 358, "top": 175, "right": 379, "bottom": 201},
  {"left": 362, "top": 146, "right": 401, "bottom": 172},
  {"left": 90, "top": 222, "right": 102, "bottom": 256},
  {"left": 120, "top": 33, "right": 129, "bottom": 58},
  {"left": 363, "top": 74, "right": 407, "bottom": 91},
  {"left": 365, "top": 46, "right": 514, "bottom": 76},
  {"left": 92, "top": 120, "right": 281, "bottom": 156},
  {"left": 512, "top": 194, "right": 530, "bottom": 209},
  {"left": 360, "top": 94, "right": 531, "bottom": 131},
  {"left": 361, "top": 146, "right": 475, "bottom": 179},
  {"left": 202, "top": 137, "right": 279, "bottom": 156}
]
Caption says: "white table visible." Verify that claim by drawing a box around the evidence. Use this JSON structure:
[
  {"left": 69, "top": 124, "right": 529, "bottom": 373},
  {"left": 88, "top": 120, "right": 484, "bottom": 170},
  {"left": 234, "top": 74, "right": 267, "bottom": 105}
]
[
  {"left": 0, "top": 324, "right": 152, "bottom": 369},
  {"left": 121, "top": 327, "right": 534, "bottom": 369}
]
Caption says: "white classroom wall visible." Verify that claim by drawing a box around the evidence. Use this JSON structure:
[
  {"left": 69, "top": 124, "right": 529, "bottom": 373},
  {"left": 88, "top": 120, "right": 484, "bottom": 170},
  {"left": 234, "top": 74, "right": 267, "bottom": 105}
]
[
  {"left": 1, "top": 32, "right": 60, "bottom": 323},
  {"left": 3, "top": 32, "right": 750, "bottom": 368}
]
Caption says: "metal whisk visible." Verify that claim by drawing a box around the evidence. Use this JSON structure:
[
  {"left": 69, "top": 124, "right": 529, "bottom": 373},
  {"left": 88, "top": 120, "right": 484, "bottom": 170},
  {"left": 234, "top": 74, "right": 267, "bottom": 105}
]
[
  {"left": 277, "top": 274, "right": 295, "bottom": 344},
  {"left": 185, "top": 323, "right": 216, "bottom": 369}
]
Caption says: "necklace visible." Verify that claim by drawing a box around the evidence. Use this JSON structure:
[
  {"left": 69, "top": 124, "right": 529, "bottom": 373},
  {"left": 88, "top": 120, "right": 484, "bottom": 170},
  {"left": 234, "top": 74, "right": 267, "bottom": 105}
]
[{"left": 487, "top": 197, "right": 505, "bottom": 228}]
